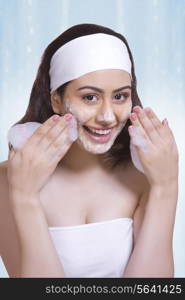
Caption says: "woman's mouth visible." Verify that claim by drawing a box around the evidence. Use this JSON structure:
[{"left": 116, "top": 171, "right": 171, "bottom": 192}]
[{"left": 83, "top": 125, "right": 114, "bottom": 143}]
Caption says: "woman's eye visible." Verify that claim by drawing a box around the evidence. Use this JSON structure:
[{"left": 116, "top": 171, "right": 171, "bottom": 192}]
[
  {"left": 82, "top": 94, "right": 98, "bottom": 102},
  {"left": 114, "top": 93, "right": 129, "bottom": 101},
  {"left": 82, "top": 92, "right": 130, "bottom": 103}
]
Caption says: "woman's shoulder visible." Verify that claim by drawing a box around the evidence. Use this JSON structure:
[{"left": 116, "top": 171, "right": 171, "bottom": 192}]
[
  {"left": 0, "top": 159, "right": 8, "bottom": 168},
  {"left": 0, "top": 160, "right": 9, "bottom": 193},
  {"left": 0, "top": 160, "right": 10, "bottom": 226},
  {"left": 0, "top": 160, "right": 8, "bottom": 187},
  {"left": 0, "top": 160, "right": 9, "bottom": 217},
  {"left": 0, "top": 159, "right": 21, "bottom": 277}
]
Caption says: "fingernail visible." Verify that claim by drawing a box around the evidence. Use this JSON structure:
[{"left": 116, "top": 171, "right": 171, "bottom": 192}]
[
  {"left": 52, "top": 115, "right": 60, "bottom": 121},
  {"left": 64, "top": 113, "right": 73, "bottom": 121},
  {"left": 133, "top": 106, "right": 142, "bottom": 113}
]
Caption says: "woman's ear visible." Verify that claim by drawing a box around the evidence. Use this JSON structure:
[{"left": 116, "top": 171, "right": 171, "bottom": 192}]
[{"left": 50, "top": 92, "right": 63, "bottom": 114}]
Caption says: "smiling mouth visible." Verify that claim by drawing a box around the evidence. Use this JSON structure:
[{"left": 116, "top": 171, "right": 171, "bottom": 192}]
[{"left": 83, "top": 125, "right": 113, "bottom": 136}]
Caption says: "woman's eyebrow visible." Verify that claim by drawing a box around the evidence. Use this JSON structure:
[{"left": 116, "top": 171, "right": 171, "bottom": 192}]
[{"left": 77, "top": 85, "right": 131, "bottom": 93}]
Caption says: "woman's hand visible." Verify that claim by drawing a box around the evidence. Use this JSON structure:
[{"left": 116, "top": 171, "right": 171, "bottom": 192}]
[
  {"left": 128, "top": 106, "right": 179, "bottom": 187},
  {"left": 7, "top": 113, "right": 77, "bottom": 201}
]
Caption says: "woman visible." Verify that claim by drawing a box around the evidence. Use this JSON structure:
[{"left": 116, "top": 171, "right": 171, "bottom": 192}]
[{"left": 0, "top": 24, "right": 179, "bottom": 278}]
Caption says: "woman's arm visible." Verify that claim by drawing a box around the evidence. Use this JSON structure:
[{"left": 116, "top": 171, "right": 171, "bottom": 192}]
[
  {"left": 7, "top": 114, "right": 77, "bottom": 277},
  {"left": 123, "top": 106, "right": 179, "bottom": 277},
  {"left": 10, "top": 191, "right": 65, "bottom": 278},
  {"left": 122, "top": 180, "right": 178, "bottom": 277}
]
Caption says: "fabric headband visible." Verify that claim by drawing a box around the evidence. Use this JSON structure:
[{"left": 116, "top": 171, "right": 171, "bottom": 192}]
[{"left": 49, "top": 33, "right": 132, "bottom": 93}]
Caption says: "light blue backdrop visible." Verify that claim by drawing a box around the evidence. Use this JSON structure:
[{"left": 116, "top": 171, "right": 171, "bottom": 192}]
[{"left": 0, "top": 0, "right": 185, "bottom": 277}]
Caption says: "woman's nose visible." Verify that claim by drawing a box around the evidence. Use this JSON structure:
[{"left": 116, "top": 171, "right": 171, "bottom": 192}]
[{"left": 96, "top": 102, "right": 116, "bottom": 124}]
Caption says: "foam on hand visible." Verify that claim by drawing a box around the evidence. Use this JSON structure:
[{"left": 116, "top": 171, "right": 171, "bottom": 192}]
[
  {"left": 7, "top": 122, "right": 41, "bottom": 150},
  {"left": 130, "top": 142, "right": 145, "bottom": 174},
  {"left": 7, "top": 121, "right": 145, "bottom": 175},
  {"left": 129, "top": 126, "right": 147, "bottom": 174},
  {"left": 68, "top": 118, "right": 78, "bottom": 142},
  {"left": 7, "top": 120, "right": 78, "bottom": 150}
]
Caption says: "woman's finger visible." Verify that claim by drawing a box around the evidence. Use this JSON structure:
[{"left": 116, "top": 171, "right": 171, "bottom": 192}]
[
  {"left": 23, "top": 114, "right": 63, "bottom": 150},
  {"left": 47, "top": 119, "right": 78, "bottom": 164},
  {"left": 38, "top": 114, "right": 72, "bottom": 152},
  {"left": 129, "top": 111, "right": 153, "bottom": 143},
  {"left": 132, "top": 106, "right": 161, "bottom": 144},
  {"left": 137, "top": 106, "right": 175, "bottom": 144},
  {"left": 144, "top": 107, "right": 169, "bottom": 139},
  {"left": 129, "top": 112, "right": 147, "bottom": 136}
]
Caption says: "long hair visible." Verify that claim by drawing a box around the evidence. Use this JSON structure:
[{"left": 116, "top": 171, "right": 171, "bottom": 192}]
[{"left": 10, "top": 23, "right": 143, "bottom": 169}]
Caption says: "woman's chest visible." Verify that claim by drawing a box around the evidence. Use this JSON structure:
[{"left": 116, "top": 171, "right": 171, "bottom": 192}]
[{"left": 40, "top": 172, "right": 140, "bottom": 227}]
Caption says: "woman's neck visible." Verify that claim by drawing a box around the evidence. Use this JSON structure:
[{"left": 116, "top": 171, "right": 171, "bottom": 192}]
[{"left": 58, "top": 141, "right": 108, "bottom": 174}]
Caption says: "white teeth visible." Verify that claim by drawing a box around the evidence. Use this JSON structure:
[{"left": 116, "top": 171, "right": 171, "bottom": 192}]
[{"left": 88, "top": 127, "right": 111, "bottom": 135}]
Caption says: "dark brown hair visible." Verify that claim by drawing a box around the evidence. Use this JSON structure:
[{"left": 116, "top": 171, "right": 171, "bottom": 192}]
[{"left": 10, "top": 23, "right": 143, "bottom": 169}]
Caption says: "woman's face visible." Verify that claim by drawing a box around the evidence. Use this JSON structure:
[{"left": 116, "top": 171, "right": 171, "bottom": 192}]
[{"left": 52, "top": 69, "right": 132, "bottom": 154}]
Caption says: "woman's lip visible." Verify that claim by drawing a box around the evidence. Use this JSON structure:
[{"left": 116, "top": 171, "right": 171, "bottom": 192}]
[
  {"left": 83, "top": 126, "right": 113, "bottom": 143},
  {"left": 86, "top": 126, "right": 115, "bottom": 130}
]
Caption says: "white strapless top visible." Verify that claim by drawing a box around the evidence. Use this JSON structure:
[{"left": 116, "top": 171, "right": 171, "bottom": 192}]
[{"left": 48, "top": 218, "right": 133, "bottom": 278}]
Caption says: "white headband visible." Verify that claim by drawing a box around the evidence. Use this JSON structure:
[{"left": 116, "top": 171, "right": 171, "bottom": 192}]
[{"left": 49, "top": 33, "right": 132, "bottom": 93}]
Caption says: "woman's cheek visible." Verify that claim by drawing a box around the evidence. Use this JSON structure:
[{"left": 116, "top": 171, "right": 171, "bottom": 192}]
[
  {"left": 63, "top": 99, "right": 93, "bottom": 124},
  {"left": 116, "top": 113, "right": 129, "bottom": 129},
  {"left": 117, "top": 101, "right": 132, "bottom": 122}
]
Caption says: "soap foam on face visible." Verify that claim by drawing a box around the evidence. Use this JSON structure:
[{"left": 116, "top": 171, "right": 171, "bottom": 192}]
[
  {"left": 63, "top": 98, "right": 126, "bottom": 154},
  {"left": 96, "top": 109, "right": 116, "bottom": 123},
  {"left": 6, "top": 117, "right": 146, "bottom": 173}
]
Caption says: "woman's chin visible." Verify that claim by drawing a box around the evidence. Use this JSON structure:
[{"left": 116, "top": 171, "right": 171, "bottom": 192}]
[{"left": 76, "top": 136, "right": 114, "bottom": 154}]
